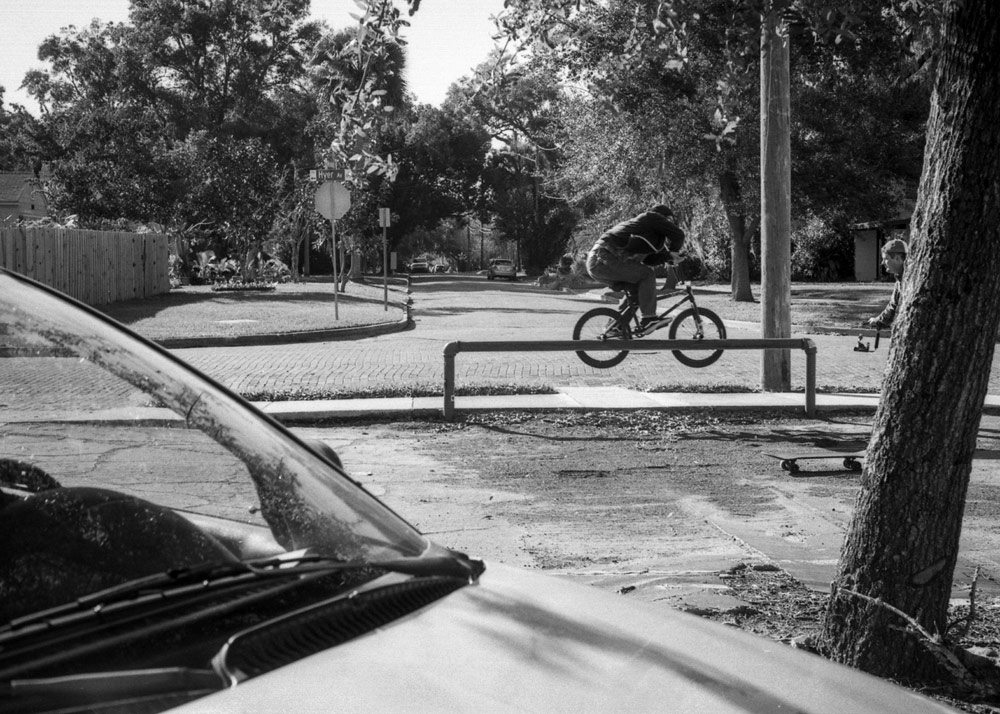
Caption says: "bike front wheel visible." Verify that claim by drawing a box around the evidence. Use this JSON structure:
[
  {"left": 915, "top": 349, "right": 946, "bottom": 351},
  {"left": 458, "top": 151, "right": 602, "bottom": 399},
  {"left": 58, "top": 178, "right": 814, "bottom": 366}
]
[
  {"left": 667, "top": 307, "right": 726, "bottom": 367},
  {"left": 573, "top": 307, "right": 632, "bottom": 368}
]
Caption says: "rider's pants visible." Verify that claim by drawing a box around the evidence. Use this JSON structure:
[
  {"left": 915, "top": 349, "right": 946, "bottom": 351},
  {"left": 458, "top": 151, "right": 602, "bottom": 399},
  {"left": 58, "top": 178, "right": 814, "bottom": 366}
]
[{"left": 586, "top": 246, "right": 657, "bottom": 318}]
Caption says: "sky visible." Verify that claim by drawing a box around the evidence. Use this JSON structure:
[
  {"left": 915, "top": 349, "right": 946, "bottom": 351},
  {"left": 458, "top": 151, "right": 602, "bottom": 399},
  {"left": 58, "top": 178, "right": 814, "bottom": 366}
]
[{"left": 0, "top": 0, "right": 508, "bottom": 113}]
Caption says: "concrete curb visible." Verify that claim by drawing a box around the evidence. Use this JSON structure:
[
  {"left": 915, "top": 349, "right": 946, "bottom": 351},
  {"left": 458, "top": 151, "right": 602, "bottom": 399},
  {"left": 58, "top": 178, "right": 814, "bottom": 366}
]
[
  {"left": 257, "top": 390, "right": 886, "bottom": 423},
  {"left": 155, "top": 313, "right": 412, "bottom": 348}
]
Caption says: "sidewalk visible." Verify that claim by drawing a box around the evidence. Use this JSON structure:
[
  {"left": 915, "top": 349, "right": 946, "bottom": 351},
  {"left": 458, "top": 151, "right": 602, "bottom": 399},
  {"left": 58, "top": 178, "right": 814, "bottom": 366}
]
[
  {"left": 254, "top": 386, "right": 1000, "bottom": 421},
  {"left": 256, "top": 386, "right": 885, "bottom": 421}
]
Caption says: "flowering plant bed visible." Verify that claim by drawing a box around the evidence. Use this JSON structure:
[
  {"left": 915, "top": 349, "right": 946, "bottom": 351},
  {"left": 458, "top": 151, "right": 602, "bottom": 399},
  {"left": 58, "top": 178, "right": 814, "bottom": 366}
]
[{"left": 211, "top": 281, "right": 276, "bottom": 292}]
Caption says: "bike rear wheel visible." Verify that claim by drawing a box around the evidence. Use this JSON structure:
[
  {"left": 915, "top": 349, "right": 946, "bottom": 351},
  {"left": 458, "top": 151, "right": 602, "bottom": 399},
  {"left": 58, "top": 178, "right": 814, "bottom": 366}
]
[
  {"left": 573, "top": 307, "right": 632, "bottom": 368},
  {"left": 667, "top": 307, "right": 725, "bottom": 367}
]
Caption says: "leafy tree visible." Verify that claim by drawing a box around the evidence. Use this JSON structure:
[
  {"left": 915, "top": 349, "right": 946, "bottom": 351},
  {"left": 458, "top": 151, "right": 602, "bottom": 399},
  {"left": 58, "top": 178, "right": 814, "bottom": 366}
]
[
  {"left": 313, "top": 2, "right": 411, "bottom": 181},
  {"left": 305, "top": 23, "right": 406, "bottom": 279},
  {"left": 792, "top": 21, "right": 929, "bottom": 223},
  {"left": 0, "top": 89, "right": 42, "bottom": 172},
  {"left": 453, "top": 56, "right": 576, "bottom": 272},
  {"left": 381, "top": 103, "right": 490, "bottom": 252},
  {"left": 492, "top": 1, "right": 929, "bottom": 300},
  {"left": 42, "top": 104, "right": 178, "bottom": 223},
  {"left": 168, "top": 131, "right": 281, "bottom": 268},
  {"left": 21, "top": 1, "right": 320, "bottom": 270},
  {"left": 307, "top": 23, "right": 407, "bottom": 158},
  {"left": 126, "top": 0, "right": 322, "bottom": 146},
  {"left": 493, "top": 0, "right": 762, "bottom": 299},
  {"left": 819, "top": 0, "right": 1000, "bottom": 690},
  {"left": 479, "top": 140, "right": 577, "bottom": 273},
  {"left": 19, "top": 20, "right": 170, "bottom": 220},
  {"left": 268, "top": 167, "right": 327, "bottom": 280}
]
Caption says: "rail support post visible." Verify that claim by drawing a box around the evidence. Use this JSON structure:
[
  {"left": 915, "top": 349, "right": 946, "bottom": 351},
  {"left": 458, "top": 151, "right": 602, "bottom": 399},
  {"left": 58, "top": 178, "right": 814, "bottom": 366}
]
[
  {"left": 443, "top": 342, "right": 458, "bottom": 420},
  {"left": 804, "top": 339, "right": 817, "bottom": 417}
]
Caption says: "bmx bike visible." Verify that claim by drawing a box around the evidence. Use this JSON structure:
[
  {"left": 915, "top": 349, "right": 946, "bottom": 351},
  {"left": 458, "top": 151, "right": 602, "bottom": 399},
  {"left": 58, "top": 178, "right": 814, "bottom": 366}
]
[{"left": 573, "top": 281, "right": 726, "bottom": 369}]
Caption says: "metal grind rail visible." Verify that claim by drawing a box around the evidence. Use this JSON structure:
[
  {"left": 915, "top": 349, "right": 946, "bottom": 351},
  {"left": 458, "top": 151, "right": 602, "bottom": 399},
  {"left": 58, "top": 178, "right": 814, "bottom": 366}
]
[{"left": 442, "top": 338, "right": 817, "bottom": 419}]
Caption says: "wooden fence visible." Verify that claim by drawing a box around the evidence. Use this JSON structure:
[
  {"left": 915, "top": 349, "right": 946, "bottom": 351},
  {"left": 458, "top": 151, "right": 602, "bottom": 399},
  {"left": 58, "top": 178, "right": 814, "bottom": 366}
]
[{"left": 0, "top": 227, "right": 170, "bottom": 305}]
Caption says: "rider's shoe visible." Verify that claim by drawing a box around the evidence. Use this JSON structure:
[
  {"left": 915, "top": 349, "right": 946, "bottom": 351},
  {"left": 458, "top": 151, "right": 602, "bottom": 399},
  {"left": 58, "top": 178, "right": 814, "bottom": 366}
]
[{"left": 637, "top": 316, "right": 660, "bottom": 335}]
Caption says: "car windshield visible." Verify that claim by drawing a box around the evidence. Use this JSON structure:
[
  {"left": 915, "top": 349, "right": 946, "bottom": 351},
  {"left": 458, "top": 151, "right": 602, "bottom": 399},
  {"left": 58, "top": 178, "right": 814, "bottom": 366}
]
[
  {"left": 0, "top": 271, "right": 427, "bottom": 620},
  {"left": 494, "top": 260, "right": 512, "bottom": 266}
]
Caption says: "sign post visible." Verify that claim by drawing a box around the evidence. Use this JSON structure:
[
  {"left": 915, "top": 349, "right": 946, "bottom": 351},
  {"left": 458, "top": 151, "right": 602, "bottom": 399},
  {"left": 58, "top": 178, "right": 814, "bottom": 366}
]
[
  {"left": 378, "top": 207, "right": 391, "bottom": 310},
  {"left": 314, "top": 175, "right": 353, "bottom": 319}
]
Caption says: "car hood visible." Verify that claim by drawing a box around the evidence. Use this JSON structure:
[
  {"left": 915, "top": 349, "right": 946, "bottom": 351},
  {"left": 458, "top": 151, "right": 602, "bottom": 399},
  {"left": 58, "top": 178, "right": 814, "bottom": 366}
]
[{"left": 176, "top": 563, "right": 953, "bottom": 713}]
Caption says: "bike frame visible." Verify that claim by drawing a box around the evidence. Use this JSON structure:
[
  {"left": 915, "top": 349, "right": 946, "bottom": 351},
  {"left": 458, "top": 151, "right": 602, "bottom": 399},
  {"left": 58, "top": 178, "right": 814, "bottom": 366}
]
[{"left": 616, "top": 281, "right": 705, "bottom": 336}]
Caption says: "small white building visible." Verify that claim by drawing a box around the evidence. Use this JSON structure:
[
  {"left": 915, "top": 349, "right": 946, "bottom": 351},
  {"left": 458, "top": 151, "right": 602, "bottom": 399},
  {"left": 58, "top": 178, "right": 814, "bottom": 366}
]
[{"left": 850, "top": 215, "right": 910, "bottom": 282}]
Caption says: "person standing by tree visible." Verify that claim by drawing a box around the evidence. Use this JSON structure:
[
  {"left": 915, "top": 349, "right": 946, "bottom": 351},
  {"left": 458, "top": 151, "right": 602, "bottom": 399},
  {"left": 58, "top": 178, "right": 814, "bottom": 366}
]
[
  {"left": 866, "top": 238, "right": 908, "bottom": 330},
  {"left": 585, "top": 205, "right": 685, "bottom": 333}
]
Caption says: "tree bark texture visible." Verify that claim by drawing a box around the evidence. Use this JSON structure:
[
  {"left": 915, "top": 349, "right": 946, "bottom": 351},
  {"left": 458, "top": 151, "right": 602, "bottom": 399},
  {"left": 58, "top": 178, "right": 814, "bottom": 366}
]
[
  {"left": 760, "top": 8, "right": 792, "bottom": 391},
  {"left": 719, "top": 170, "right": 755, "bottom": 302},
  {"left": 822, "top": 0, "right": 1000, "bottom": 682}
]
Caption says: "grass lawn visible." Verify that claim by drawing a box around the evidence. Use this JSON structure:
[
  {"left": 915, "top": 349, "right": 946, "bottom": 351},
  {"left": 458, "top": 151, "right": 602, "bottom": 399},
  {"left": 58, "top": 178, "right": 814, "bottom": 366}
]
[
  {"left": 98, "top": 273, "right": 895, "bottom": 343},
  {"left": 99, "top": 277, "right": 407, "bottom": 340},
  {"left": 689, "top": 282, "right": 895, "bottom": 330}
]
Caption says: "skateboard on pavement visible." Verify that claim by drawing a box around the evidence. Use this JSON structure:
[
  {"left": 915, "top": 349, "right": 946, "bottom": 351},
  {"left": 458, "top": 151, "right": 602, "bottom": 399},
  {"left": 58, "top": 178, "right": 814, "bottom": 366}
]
[{"left": 764, "top": 450, "right": 865, "bottom": 474}]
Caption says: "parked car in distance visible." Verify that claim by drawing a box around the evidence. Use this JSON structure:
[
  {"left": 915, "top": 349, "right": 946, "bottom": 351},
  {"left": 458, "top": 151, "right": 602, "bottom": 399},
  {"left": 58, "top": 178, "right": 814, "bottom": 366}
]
[
  {"left": 487, "top": 258, "right": 517, "bottom": 281},
  {"left": 408, "top": 261, "right": 429, "bottom": 273},
  {"left": 432, "top": 264, "right": 448, "bottom": 273},
  {"left": 0, "top": 268, "right": 959, "bottom": 714}
]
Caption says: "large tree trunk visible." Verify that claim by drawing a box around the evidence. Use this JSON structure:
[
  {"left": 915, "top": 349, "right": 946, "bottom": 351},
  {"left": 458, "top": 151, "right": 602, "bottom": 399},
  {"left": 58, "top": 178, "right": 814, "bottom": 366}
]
[
  {"left": 718, "top": 170, "right": 755, "bottom": 302},
  {"left": 821, "top": 0, "right": 1000, "bottom": 683},
  {"left": 290, "top": 237, "right": 301, "bottom": 282}
]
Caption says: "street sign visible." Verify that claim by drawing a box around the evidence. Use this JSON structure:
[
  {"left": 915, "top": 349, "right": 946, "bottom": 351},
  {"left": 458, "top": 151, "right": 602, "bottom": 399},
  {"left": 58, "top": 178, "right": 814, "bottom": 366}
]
[
  {"left": 314, "top": 180, "right": 351, "bottom": 220},
  {"left": 310, "top": 168, "right": 345, "bottom": 182},
  {"left": 378, "top": 207, "right": 391, "bottom": 227}
]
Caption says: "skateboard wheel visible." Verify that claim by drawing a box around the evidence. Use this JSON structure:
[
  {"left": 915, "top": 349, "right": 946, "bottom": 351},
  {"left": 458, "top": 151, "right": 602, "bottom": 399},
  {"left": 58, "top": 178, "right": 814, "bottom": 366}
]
[
  {"left": 780, "top": 460, "right": 799, "bottom": 473},
  {"left": 844, "top": 458, "right": 862, "bottom": 472}
]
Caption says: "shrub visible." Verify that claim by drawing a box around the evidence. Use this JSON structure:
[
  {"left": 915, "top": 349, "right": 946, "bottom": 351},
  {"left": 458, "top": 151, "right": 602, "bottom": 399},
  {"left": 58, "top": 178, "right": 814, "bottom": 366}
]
[
  {"left": 676, "top": 254, "right": 706, "bottom": 282},
  {"left": 261, "top": 258, "right": 292, "bottom": 283},
  {"left": 791, "top": 214, "right": 853, "bottom": 281}
]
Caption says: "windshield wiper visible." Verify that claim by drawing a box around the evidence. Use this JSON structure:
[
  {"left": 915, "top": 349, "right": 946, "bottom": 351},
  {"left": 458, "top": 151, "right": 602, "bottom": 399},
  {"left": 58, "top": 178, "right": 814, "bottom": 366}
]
[
  {"left": 3, "top": 561, "right": 257, "bottom": 633},
  {"left": 258, "top": 552, "right": 485, "bottom": 580},
  {"left": 3, "top": 551, "right": 484, "bottom": 634}
]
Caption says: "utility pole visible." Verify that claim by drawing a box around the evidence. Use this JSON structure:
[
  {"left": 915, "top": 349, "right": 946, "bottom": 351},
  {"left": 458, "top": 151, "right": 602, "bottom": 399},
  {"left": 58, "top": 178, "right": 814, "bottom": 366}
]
[
  {"left": 330, "top": 221, "right": 339, "bottom": 319},
  {"left": 760, "top": 4, "right": 792, "bottom": 391},
  {"left": 379, "top": 208, "right": 390, "bottom": 310}
]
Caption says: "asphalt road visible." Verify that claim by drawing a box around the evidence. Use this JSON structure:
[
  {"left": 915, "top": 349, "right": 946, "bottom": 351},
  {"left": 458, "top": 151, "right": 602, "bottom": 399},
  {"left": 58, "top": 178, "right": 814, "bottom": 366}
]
[{"left": 294, "top": 407, "right": 1000, "bottom": 611}]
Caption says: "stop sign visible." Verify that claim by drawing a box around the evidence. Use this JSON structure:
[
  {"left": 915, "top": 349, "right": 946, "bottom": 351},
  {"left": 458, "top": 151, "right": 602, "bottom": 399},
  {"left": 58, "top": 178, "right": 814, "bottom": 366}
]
[{"left": 314, "top": 180, "right": 351, "bottom": 219}]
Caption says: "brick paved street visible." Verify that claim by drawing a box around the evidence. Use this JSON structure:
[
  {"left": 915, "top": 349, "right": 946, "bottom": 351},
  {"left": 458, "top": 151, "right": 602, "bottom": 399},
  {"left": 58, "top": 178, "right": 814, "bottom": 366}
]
[{"left": 172, "top": 275, "right": 996, "bottom": 398}]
